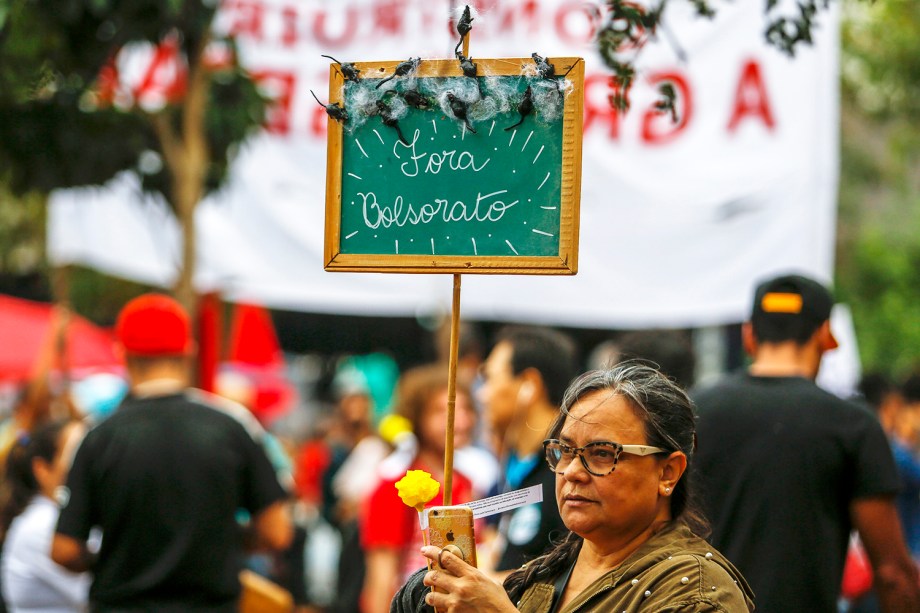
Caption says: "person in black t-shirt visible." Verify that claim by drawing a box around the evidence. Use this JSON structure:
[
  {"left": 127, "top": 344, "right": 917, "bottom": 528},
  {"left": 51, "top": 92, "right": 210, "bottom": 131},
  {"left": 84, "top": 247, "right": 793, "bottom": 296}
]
[
  {"left": 50, "top": 293, "right": 292, "bottom": 612},
  {"left": 693, "top": 273, "right": 920, "bottom": 613}
]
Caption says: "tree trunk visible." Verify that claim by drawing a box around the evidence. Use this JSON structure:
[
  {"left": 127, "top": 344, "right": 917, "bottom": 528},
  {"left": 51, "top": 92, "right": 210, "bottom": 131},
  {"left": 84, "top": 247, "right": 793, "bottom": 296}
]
[
  {"left": 151, "top": 38, "right": 211, "bottom": 318},
  {"left": 174, "top": 175, "right": 200, "bottom": 316}
]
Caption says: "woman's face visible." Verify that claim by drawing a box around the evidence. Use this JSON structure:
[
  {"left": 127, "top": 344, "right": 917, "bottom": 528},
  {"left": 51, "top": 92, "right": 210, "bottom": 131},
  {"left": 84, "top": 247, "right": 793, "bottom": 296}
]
[{"left": 554, "top": 390, "right": 668, "bottom": 545}]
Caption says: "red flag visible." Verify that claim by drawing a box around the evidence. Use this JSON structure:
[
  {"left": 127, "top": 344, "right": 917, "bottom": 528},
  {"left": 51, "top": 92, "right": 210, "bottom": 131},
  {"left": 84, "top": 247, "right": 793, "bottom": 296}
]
[{"left": 223, "top": 303, "right": 293, "bottom": 425}]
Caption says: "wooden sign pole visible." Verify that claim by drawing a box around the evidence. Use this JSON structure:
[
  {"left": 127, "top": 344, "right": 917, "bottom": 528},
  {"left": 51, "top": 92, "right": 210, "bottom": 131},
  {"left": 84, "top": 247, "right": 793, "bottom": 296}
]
[
  {"left": 442, "top": 272, "right": 461, "bottom": 505},
  {"left": 443, "top": 9, "right": 472, "bottom": 506}
]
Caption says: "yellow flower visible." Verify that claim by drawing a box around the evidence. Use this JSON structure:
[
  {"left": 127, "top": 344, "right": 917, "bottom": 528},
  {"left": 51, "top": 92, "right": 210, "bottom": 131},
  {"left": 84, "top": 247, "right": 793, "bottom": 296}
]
[
  {"left": 395, "top": 470, "right": 441, "bottom": 511},
  {"left": 379, "top": 414, "right": 412, "bottom": 445}
]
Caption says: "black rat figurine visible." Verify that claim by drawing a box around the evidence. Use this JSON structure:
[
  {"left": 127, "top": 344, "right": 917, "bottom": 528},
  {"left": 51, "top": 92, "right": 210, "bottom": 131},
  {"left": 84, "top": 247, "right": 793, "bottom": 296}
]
[{"left": 310, "top": 90, "right": 348, "bottom": 123}]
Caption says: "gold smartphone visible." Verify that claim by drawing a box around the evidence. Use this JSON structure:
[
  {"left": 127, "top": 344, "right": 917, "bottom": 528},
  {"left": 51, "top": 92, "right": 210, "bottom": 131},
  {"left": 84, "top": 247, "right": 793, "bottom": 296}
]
[{"left": 426, "top": 505, "right": 477, "bottom": 570}]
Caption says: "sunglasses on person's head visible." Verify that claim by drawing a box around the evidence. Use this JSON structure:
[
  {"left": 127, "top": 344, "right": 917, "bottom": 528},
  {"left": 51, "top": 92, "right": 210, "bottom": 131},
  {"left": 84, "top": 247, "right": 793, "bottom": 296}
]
[{"left": 543, "top": 439, "right": 668, "bottom": 476}]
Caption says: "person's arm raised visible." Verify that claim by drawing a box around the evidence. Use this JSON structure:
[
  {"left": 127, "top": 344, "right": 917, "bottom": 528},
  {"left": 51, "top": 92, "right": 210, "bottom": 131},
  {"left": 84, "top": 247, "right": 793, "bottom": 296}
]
[
  {"left": 851, "top": 496, "right": 920, "bottom": 613},
  {"left": 421, "top": 546, "right": 517, "bottom": 613}
]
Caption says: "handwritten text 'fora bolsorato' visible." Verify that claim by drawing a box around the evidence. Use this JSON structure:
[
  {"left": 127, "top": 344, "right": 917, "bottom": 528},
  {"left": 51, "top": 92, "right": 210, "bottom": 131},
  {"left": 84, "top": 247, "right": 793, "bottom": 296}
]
[{"left": 359, "top": 128, "right": 515, "bottom": 229}]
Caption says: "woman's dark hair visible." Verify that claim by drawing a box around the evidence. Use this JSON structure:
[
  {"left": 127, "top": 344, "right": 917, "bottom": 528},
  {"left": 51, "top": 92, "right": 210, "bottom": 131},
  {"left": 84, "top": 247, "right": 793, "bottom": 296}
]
[
  {"left": 0, "top": 419, "right": 72, "bottom": 543},
  {"left": 503, "top": 362, "right": 708, "bottom": 601}
]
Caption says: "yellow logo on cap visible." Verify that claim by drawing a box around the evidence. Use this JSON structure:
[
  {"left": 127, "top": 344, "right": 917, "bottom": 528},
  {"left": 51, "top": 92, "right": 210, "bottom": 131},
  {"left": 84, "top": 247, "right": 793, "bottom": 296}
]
[{"left": 761, "top": 292, "right": 803, "bottom": 314}]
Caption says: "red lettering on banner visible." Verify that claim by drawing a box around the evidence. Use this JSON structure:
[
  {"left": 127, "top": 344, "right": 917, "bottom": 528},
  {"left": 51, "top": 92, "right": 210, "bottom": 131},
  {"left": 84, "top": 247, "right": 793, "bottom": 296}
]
[
  {"left": 251, "top": 69, "right": 296, "bottom": 135},
  {"left": 311, "top": 105, "right": 328, "bottom": 138},
  {"left": 555, "top": 1, "right": 601, "bottom": 45},
  {"left": 727, "top": 59, "right": 775, "bottom": 132},
  {"left": 583, "top": 74, "right": 621, "bottom": 139},
  {"left": 422, "top": 7, "right": 433, "bottom": 32},
  {"left": 641, "top": 72, "right": 692, "bottom": 145},
  {"left": 312, "top": 8, "right": 359, "bottom": 48},
  {"left": 281, "top": 5, "right": 298, "bottom": 48},
  {"left": 496, "top": 0, "right": 540, "bottom": 35},
  {"left": 373, "top": 0, "right": 407, "bottom": 37},
  {"left": 134, "top": 36, "right": 187, "bottom": 104},
  {"left": 224, "top": 0, "right": 265, "bottom": 43}
]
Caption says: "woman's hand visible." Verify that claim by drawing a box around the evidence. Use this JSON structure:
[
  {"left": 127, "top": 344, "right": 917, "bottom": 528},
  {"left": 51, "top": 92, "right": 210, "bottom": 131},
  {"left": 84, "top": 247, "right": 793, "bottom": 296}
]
[{"left": 421, "top": 546, "right": 519, "bottom": 612}]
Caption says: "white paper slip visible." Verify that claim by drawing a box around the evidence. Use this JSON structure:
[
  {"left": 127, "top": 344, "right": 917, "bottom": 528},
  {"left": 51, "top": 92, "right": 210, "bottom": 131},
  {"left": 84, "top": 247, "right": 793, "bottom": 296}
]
[{"left": 462, "top": 484, "right": 543, "bottom": 520}]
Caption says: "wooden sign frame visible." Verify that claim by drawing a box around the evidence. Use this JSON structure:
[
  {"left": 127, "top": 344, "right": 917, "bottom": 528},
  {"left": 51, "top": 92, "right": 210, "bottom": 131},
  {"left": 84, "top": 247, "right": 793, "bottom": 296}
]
[{"left": 323, "top": 56, "right": 583, "bottom": 275}]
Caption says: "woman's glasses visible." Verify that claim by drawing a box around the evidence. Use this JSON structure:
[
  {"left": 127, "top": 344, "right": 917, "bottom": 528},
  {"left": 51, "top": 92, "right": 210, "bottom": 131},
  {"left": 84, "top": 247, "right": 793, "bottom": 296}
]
[{"left": 543, "top": 439, "right": 667, "bottom": 476}]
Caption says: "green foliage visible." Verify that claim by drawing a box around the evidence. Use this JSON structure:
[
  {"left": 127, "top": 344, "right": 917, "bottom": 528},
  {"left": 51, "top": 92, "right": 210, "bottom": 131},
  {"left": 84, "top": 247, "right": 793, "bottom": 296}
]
[
  {"left": 842, "top": 0, "right": 920, "bottom": 121},
  {"left": 837, "top": 231, "right": 920, "bottom": 376},
  {"left": 0, "top": 0, "right": 213, "bottom": 103},
  {"left": 0, "top": 0, "right": 266, "bottom": 206},
  {"left": 764, "top": 0, "right": 829, "bottom": 56},
  {"left": 0, "top": 184, "right": 46, "bottom": 275},
  {"left": 837, "top": 0, "right": 920, "bottom": 376},
  {"left": 0, "top": 96, "right": 153, "bottom": 194},
  {"left": 598, "top": 1, "right": 840, "bottom": 116},
  {"left": 0, "top": 0, "right": 59, "bottom": 102},
  {"left": 597, "top": 0, "right": 658, "bottom": 112},
  {"left": 653, "top": 82, "right": 678, "bottom": 122},
  {"left": 25, "top": 0, "right": 216, "bottom": 84}
]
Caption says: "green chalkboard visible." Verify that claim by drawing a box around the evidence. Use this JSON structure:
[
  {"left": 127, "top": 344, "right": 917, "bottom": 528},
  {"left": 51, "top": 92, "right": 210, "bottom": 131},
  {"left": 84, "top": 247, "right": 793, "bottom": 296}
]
[{"left": 323, "top": 57, "right": 583, "bottom": 274}]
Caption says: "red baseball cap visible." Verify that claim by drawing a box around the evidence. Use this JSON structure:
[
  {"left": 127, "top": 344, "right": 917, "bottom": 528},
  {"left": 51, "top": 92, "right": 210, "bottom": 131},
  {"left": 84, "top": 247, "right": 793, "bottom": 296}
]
[{"left": 115, "top": 293, "right": 192, "bottom": 356}]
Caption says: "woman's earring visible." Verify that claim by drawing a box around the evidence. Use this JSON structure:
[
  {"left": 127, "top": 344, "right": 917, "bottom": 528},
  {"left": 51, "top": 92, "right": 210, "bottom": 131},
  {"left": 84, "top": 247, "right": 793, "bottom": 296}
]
[{"left": 664, "top": 487, "right": 671, "bottom": 494}]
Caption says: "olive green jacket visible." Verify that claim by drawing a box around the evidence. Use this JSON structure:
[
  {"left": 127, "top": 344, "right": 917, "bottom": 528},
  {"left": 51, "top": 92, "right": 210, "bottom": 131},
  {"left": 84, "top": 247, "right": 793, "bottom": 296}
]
[{"left": 515, "top": 523, "right": 754, "bottom": 612}]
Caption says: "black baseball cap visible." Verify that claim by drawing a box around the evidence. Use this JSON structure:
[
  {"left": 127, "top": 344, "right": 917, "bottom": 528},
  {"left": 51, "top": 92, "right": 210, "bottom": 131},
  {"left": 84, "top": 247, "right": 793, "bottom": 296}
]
[{"left": 750, "top": 273, "right": 838, "bottom": 348}]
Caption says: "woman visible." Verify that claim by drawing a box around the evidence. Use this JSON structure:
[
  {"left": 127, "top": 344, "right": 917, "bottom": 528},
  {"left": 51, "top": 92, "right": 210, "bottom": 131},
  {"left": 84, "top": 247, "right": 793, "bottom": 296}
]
[
  {"left": 400, "top": 363, "right": 754, "bottom": 612},
  {"left": 360, "top": 364, "right": 478, "bottom": 613},
  {"left": 0, "top": 419, "right": 88, "bottom": 612}
]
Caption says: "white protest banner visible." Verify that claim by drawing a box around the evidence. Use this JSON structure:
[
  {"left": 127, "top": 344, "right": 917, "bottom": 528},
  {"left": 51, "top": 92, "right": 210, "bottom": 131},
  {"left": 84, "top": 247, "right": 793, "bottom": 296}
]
[{"left": 48, "top": 0, "right": 839, "bottom": 327}]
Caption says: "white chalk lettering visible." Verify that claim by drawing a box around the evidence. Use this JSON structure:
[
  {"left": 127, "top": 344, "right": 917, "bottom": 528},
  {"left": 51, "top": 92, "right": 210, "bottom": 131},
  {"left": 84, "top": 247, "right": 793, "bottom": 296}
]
[
  {"left": 395, "top": 132, "right": 491, "bottom": 178},
  {"left": 425, "top": 149, "right": 490, "bottom": 174},
  {"left": 358, "top": 190, "right": 515, "bottom": 229},
  {"left": 396, "top": 130, "right": 425, "bottom": 176}
]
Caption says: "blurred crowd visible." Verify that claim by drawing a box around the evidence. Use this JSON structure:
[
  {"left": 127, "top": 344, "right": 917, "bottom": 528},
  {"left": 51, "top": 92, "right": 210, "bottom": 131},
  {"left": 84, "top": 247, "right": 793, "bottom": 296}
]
[{"left": 0, "top": 277, "right": 918, "bottom": 613}]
